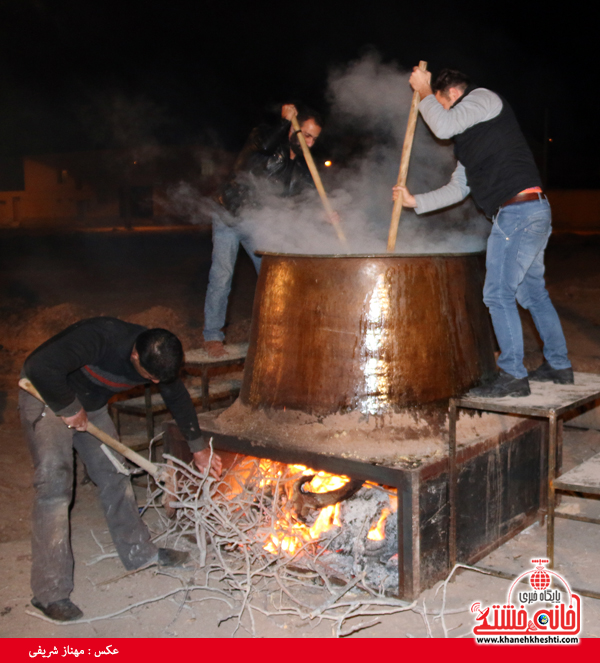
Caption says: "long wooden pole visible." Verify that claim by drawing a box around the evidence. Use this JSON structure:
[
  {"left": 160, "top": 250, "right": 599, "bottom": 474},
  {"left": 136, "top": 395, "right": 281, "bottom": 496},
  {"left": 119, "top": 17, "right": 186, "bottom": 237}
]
[
  {"left": 290, "top": 115, "right": 346, "bottom": 245},
  {"left": 19, "top": 377, "right": 163, "bottom": 480},
  {"left": 387, "top": 60, "right": 428, "bottom": 253}
]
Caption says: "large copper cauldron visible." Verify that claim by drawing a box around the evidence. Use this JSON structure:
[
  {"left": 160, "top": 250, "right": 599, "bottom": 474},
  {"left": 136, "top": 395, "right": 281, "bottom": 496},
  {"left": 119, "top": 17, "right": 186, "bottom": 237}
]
[{"left": 240, "top": 252, "right": 496, "bottom": 416}]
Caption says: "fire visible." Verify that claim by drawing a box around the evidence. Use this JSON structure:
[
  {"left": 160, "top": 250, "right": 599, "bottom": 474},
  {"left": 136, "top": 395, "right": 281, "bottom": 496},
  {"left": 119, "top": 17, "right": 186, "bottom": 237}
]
[
  {"left": 264, "top": 464, "right": 348, "bottom": 555},
  {"left": 264, "top": 502, "right": 342, "bottom": 556},
  {"left": 219, "top": 457, "right": 397, "bottom": 558},
  {"left": 367, "top": 508, "right": 391, "bottom": 541}
]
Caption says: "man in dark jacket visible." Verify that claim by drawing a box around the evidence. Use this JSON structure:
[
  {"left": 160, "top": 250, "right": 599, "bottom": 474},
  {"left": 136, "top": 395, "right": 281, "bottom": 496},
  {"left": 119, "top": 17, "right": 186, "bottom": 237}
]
[
  {"left": 393, "top": 68, "right": 572, "bottom": 397},
  {"left": 203, "top": 102, "right": 323, "bottom": 357},
  {"left": 20, "top": 317, "right": 222, "bottom": 621}
]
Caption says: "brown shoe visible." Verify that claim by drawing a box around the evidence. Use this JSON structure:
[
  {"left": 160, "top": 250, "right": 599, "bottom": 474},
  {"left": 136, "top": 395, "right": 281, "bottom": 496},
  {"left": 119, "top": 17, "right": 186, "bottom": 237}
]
[
  {"left": 31, "top": 597, "right": 83, "bottom": 622},
  {"left": 204, "top": 340, "right": 228, "bottom": 358}
]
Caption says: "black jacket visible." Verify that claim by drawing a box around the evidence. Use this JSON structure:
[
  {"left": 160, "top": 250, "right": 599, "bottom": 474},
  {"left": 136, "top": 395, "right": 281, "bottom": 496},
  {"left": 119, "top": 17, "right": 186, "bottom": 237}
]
[
  {"left": 217, "top": 119, "right": 314, "bottom": 215},
  {"left": 23, "top": 317, "right": 206, "bottom": 452}
]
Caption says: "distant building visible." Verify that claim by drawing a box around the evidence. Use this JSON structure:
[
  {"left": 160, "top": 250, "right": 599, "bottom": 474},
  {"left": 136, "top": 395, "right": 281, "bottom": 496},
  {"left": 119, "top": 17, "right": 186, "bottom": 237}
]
[{"left": 0, "top": 146, "right": 233, "bottom": 229}]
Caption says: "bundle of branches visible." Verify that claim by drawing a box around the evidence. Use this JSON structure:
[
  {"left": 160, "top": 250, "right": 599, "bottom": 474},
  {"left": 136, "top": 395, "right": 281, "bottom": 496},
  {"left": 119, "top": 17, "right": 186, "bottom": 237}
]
[
  {"left": 28, "top": 445, "right": 478, "bottom": 636},
  {"left": 145, "top": 449, "right": 468, "bottom": 637}
]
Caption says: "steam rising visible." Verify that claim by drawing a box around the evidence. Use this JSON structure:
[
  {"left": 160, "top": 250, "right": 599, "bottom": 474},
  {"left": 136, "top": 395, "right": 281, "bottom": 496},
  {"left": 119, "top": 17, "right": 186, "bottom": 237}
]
[{"left": 176, "top": 54, "right": 491, "bottom": 254}]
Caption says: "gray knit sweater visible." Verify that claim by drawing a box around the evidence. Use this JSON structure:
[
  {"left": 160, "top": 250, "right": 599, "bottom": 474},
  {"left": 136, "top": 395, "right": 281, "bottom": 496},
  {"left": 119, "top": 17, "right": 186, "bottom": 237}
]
[{"left": 413, "top": 88, "right": 503, "bottom": 214}]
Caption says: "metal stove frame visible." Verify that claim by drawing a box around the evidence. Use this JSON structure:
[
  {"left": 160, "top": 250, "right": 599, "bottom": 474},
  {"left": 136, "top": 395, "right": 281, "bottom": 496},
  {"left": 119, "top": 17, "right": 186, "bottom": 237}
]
[
  {"left": 163, "top": 420, "right": 420, "bottom": 599},
  {"left": 164, "top": 410, "right": 546, "bottom": 601}
]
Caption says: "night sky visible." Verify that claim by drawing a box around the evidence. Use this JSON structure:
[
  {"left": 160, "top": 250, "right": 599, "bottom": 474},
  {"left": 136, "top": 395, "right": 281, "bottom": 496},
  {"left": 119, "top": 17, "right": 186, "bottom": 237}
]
[{"left": 0, "top": 0, "right": 597, "bottom": 188}]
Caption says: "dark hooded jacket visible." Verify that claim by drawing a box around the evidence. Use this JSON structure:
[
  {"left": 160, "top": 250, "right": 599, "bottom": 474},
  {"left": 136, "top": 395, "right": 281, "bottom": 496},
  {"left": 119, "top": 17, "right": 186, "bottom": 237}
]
[{"left": 216, "top": 119, "right": 314, "bottom": 216}]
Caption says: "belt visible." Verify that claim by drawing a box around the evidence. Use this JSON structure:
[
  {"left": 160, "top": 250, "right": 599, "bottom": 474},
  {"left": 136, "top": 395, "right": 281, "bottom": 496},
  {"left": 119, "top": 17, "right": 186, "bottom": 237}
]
[{"left": 500, "top": 191, "right": 544, "bottom": 208}]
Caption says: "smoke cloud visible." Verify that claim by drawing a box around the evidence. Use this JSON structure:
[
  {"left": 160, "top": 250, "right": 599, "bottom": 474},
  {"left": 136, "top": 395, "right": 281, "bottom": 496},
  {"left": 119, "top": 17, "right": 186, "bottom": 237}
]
[{"left": 175, "top": 53, "right": 491, "bottom": 255}]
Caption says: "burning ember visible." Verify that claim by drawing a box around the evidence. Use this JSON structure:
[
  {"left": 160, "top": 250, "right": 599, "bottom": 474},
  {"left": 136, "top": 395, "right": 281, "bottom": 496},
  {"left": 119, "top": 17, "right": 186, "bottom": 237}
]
[
  {"left": 213, "top": 456, "right": 399, "bottom": 590},
  {"left": 264, "top": 465, "right": 350, "bottom": 555}
]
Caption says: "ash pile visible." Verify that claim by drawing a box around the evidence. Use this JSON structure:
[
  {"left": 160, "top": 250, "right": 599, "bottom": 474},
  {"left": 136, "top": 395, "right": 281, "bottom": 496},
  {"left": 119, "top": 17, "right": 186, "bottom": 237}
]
[{"left": 296, "top": 481, "right": 400, "bottom": 595}]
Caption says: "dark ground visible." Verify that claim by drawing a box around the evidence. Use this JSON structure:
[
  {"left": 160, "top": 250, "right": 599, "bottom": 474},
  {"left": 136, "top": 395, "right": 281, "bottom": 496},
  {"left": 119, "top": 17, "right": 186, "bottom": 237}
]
[{"left": 0, "top": 226, "right": 257, "bottom": 338}]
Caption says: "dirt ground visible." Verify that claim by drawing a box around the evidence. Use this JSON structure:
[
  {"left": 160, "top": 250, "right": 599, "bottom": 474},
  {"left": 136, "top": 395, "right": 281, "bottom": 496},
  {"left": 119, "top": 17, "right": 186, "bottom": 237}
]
[{"left": 1, "top": 227, "right": 600, "bottom": 639}]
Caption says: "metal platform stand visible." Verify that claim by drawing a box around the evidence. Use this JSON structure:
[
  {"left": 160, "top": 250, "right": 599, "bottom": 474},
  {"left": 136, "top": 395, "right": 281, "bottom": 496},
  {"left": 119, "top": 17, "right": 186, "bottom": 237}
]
[
  {"left": 448, "top": 371, "right": 600, "bottom": 598},
  {"left": 184, "top": 343, "right": 248, "bottom": 411},
  {"left": 111, "top": 377, "right": 242, "bottom": 446}
]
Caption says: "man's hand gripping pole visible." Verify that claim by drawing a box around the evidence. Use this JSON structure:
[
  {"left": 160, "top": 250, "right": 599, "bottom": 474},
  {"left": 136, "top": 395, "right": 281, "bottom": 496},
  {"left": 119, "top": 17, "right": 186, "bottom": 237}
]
[{"left": 18, "top": 377, "right": 164, "bottom": 481}]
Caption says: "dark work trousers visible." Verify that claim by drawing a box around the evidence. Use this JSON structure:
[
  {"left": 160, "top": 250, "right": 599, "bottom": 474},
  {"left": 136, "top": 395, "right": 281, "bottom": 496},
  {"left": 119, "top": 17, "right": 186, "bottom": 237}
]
[{"left": 19, "top": 390, "right": 158, "bottom": 605}]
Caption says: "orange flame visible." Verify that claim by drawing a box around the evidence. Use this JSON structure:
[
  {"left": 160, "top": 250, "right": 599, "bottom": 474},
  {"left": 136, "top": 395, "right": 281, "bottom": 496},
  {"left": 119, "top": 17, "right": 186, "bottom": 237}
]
[
  {"left": 220, "top": 457, "right": 397, "bottom": 557},
  {"left": 367, "top": 508, "right": 391, "bottom": 541},
  {"left": 262, "top": 465, "right": 350, "bottom": 554}
]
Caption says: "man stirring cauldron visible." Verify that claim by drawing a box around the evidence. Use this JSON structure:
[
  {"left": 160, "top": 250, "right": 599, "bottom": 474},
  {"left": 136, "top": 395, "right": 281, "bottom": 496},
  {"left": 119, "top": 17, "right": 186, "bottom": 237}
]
[
  {"left": 393, "top": 68, "right": 572, "bottom": 397},
  {"left": 203, "top": 102, "right": 324, "bottom": 358},
  {"left": 20, "top": 317, "right": 222, "bottom": 621}
]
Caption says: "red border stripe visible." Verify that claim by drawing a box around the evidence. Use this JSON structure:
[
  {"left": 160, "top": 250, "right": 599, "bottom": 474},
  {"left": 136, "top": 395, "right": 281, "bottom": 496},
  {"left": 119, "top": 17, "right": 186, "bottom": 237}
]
[{"left": 83, "top": 365, "right": 136, "bottom": 389}]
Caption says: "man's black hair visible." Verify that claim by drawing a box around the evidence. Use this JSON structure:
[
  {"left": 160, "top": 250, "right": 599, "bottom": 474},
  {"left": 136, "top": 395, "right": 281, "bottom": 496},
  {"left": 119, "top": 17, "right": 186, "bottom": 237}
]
[
  {"left": 295, "top": 102, "right": 324, "bottom": 129},
  {"left": 135, "top": 328, "right": 183, "bottom": 383},
  {"left": 432, "top": 69, "right": 471, "bottom": 95}
]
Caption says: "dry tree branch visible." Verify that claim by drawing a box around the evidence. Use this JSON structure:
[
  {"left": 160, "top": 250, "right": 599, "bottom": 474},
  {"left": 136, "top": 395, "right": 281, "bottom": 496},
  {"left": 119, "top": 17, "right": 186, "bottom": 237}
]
[
  {"left": 25, "top": 585, "right": 233, "bottom": 625},
  {"left": 433, "top": 563, "right": 490, "bottom": 637},
  {"left": 67, "top": 454, "right": 494, "bottom": 637}
]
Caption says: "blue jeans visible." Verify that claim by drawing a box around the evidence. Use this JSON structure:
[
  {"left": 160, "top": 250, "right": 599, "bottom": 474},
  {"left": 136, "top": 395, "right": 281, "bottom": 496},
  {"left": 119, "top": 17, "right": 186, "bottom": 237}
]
[
  {"left": 483, "top": 197, "right": 570, "bottom": 379},
  {"left": 203, "top": 214, "right": 262, "bottom": 342}
]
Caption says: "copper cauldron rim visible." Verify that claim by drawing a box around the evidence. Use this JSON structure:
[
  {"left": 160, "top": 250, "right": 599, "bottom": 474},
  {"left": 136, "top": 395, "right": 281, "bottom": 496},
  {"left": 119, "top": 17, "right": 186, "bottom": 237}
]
[{"left": 257, "top": 250, "right": 485, "bottom": 259}]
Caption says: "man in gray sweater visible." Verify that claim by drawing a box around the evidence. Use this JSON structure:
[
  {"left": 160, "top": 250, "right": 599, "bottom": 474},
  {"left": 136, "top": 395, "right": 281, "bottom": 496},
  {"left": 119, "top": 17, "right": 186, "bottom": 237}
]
[{"left": 394, "top": 67, "right": 572, "bottom": 397}]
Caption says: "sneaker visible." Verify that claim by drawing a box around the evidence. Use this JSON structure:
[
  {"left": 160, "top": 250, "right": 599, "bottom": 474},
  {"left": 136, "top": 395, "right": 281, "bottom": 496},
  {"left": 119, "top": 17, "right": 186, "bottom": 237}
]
[
  {"left": 528, "top": 361, "right": 574, "bottom": 385},
  {"left": 31, "top": 597, "right": 83, "bottom": 622},
  {"left": 468, "top": 370, "right": 531, "bottom": 398},
  {"left": 157, "top": 548, "right": 190, "bottom": 568}
]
